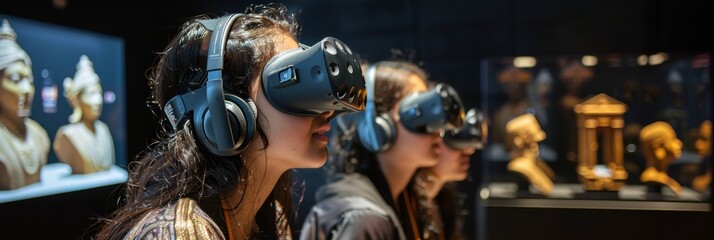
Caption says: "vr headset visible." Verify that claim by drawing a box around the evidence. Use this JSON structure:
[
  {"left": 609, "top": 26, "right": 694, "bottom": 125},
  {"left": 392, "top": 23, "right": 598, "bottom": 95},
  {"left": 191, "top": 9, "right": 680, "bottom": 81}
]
[
  {"left": 399, "top": 82, "right": 465, "bottom": 134},
  {"left": 443, "top": 108, "right": 487, "bottom": 150},
  {"left": 263, "top": 37, "right": 366, "bottom": 115}
]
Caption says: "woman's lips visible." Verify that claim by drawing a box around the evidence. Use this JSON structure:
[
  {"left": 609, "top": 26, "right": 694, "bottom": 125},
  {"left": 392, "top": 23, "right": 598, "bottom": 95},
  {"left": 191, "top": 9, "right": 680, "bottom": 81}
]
[
  {"left": 312, "top": 124, "right": 330, "bottom": 143},
  {"left": 312, "top": 131, "right": 328, "bottom": 142}
]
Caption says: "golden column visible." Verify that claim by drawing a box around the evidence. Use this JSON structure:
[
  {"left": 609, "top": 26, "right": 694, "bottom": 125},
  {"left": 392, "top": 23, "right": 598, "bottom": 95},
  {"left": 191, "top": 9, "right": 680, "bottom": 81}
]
[{"left": 574, "top": 93, "right": 628, "bottom": 191}]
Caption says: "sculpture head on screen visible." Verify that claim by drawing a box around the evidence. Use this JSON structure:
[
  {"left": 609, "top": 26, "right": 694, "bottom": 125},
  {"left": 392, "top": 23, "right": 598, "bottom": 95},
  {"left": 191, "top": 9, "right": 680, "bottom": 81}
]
[
  {"left": 0, "top": 19, "right": 50, "bottom": 190},
  {"left": 64, "top": 55, "right": 104, "bottom": 124},
  {"left": 52, "top": 54, "right": 115, "bottom": 174}
]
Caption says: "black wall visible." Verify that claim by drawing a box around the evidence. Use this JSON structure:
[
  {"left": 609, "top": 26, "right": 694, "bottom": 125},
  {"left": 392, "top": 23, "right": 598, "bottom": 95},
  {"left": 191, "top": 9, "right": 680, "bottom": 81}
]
[{"left": 1, "top": 0, "right": 710, "bottom": 239}]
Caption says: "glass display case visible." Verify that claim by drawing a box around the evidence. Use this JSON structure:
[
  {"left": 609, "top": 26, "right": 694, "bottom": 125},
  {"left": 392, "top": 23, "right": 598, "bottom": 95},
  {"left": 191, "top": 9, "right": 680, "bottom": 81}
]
[{"left": 475, "top": 53, "right": 711, "bottom": 239}]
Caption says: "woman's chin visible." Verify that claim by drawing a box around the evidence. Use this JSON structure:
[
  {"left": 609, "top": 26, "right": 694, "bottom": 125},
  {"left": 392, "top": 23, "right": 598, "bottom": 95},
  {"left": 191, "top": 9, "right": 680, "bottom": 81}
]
[{"left": 300, "top": 148, "right": 328, "bottom": 169}]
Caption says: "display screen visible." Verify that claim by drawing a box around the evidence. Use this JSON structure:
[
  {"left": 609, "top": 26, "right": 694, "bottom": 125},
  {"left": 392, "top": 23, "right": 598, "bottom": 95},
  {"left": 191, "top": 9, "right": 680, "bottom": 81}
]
[{"left": 0, "top": 14, "right": 127, "bottom": 203}]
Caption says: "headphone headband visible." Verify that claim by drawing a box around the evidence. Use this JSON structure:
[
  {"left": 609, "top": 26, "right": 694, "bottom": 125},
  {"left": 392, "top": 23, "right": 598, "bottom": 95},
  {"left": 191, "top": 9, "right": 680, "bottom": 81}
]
[
  {"left": 358, "top": 63, "right": 383, "bottom": 151},
  {"left": 164, "top": 13, "right": 254, "bottom": 157},
  {"left": 364, "top": 64, "right": 377, "bottom": 128},
  {"left": 204, "top": 14, "right": 242, "bottom": 152}
]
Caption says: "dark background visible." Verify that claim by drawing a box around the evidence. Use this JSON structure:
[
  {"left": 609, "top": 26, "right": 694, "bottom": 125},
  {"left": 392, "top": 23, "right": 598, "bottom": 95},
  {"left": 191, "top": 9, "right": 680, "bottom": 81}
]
[{"left": 1, "top": 0, "right": 711, "bottom": 239}]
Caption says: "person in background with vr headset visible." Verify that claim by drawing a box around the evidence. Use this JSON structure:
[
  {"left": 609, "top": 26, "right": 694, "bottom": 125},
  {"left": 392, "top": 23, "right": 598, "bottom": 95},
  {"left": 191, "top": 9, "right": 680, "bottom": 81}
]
[
  {"left": 300, "top": 60, "right": 465, "bottom": 240},
  {"left": 96, "top": 3, "right": 366, "bottom": 239},
  {"left": 408, "top": 108, "right": 487, "bottom": 240}
]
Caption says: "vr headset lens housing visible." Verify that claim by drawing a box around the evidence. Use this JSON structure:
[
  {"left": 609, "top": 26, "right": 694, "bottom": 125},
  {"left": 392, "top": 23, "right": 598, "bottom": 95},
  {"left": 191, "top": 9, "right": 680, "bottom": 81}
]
[
  {"left": 262, "top": 37, "right": 366, "bottom": 116},
  {"left": 444, "top": 108, "right": 487, "bottom": 150},
  {"left": 399, "top": 82, "right": 465, "bottom": 134}
]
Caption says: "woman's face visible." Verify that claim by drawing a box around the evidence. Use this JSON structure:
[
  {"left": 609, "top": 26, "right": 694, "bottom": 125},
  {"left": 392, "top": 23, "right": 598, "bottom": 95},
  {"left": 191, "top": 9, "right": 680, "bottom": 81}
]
[
  {"left": 388, "top": 74, "right": 441, "bottom": 168},
  {"left": 79, "top": 83, "right": 103, "bottom": 122},
  {"left": 0, "top": 61, "right": 34, "bottom": 119},
  {"left": 432, "top": 142, "right": 475, "bottom": 182},
  {"left": 247, "top": 33, "right": 334, "bottom": 170}
]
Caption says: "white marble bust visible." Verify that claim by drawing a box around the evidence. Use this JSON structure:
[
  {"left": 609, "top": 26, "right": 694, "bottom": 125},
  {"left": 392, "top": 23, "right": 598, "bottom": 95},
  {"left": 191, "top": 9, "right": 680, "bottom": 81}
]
[{"left": 53, "top": 55, "right": 114, "bottom": 174}]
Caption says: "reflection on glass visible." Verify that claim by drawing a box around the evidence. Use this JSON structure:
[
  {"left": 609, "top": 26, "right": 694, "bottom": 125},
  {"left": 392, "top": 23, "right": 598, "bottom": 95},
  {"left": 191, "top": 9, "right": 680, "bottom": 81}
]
[
  {"left": 558, "top": 59, "right": 593, "bottom": 164},
  {"left": 692, "top": 120, "right": 712, "bottom": 192},
  {"left": 492, "top": 66, "right": 533, "bottom": 148},
  {"left": 41, "top": 69, "right": 58, "bottom": 113}
]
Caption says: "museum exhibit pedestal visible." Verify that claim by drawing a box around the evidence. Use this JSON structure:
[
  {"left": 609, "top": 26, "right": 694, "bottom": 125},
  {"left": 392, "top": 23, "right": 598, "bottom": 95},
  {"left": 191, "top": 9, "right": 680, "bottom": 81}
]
[{"left": 477, "top": 182, "right": 712, "bottom": 240}]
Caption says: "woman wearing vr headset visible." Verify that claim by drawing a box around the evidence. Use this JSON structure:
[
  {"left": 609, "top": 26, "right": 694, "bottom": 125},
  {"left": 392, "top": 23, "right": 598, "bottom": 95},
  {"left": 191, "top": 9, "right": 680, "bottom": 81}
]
[
  {"left": 97, "top": 3, "right": 365, "bottom": 239},
  {"left": 300, "top": 60, "right": 464, "bottom": 239},
  {"left": 409, "top": 108, "right": 487, "bottom": 240}
]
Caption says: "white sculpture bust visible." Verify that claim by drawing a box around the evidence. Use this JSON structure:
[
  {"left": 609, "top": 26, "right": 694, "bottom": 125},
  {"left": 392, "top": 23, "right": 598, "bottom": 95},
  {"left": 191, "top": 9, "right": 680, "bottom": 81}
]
[
  {"left": 0, "top": 19, "right": 50, "bottom": 190},
  {"left": 53, "top": 54, "right": 115, "bottom": 174}
]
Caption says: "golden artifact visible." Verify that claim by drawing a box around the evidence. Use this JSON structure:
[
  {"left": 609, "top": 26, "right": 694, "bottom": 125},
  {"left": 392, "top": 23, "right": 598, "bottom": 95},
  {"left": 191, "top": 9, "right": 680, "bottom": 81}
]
[
  {"left": 574, "top": 93, "right": 628, "bottom": 191},
  {"left": 53, "top": 55, "right": 115, "bottom": 174},
  {"left": 639, "top": 121, "right": 683, "bottom": 196},
  {"left": 0, "top": 19, "right": 50, "bottom": 190},
  {"left": 691, "top": 120, "right": 711, "bottom": 192},
  {"left": 505, "top": 113, "right": 555, "bottom": 195}
]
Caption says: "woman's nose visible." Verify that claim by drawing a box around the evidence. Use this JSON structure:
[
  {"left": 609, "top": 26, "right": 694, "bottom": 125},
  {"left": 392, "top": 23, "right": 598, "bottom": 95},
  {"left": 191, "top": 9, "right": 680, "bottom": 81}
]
[
  {"left": 321, "top": 110, "right": 335, "bottom": 119},
  {"left": 462, "top": 147, "right": 476, "bottom": 155},
  {"left": 433, "top": 133, "right": 444, "bottom": 142}
]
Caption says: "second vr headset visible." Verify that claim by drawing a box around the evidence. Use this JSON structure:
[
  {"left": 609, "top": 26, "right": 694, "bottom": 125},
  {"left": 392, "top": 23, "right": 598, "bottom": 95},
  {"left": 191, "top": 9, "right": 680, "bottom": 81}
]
[
  {"left": 354, "top": 62, "right": 465, "bottom": 152},
  {"left": 399, "top": 82, "right": 465, "bottom": 134},
  {"left": 443, "top": 108, "right": 487, "bottom": 150},
  {"left": 164, "top": 14, "right": 366, "bottom": 156}
]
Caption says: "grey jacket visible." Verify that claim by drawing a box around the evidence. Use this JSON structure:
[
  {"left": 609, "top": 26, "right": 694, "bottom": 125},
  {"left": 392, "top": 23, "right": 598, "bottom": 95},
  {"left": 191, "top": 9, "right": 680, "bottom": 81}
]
[{"left": 299, "top": 173, "right": 407, "bottom": 240}]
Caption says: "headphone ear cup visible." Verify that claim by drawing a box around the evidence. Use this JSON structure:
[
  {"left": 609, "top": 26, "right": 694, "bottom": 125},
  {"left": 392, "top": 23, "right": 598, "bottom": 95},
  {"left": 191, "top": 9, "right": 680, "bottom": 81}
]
[
  {"left": 358, "top": 112, "right": 396, "bottom": 153},
  {"left": 375, "top": 113, "right": 396, "bottom": 151},
  {"left": 195, "top": 95, "right": 256, "bottom": 156}
]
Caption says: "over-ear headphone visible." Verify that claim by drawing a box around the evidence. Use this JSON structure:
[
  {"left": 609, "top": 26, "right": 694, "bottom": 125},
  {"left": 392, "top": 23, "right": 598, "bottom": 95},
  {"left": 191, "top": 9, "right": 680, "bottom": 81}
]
[
  {"left": 357, "top": 64, "right": 397, "bottom": 153},
  {"left": 163, "top": 14, "right": 257, "bottom": 156}
]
